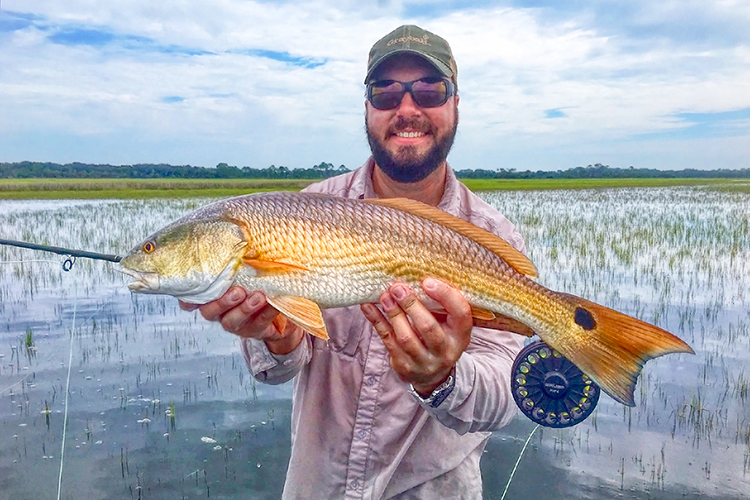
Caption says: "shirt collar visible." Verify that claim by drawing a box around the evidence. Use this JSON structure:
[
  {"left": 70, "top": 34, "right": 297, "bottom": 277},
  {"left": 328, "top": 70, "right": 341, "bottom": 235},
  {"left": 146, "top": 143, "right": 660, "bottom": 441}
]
[{"left": 353, "top": 157, "right": 462, "bottom": 216}]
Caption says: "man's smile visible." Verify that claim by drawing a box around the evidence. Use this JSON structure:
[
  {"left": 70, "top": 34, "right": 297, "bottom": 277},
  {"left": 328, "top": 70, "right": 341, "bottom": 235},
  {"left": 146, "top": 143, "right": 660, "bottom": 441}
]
[{"left": 395, "top": 131, "right": 426, "bottom": 138}]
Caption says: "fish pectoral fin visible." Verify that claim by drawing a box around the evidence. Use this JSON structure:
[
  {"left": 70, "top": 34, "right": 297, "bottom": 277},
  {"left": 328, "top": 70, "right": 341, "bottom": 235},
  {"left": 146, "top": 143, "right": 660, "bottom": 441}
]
[
  {"left": 242, "top": 257, "right": 310, "bottom": 275},
  {"left": 470, "top": 306, "right": 496, "bottom": 321},
  {"left": 266, "top": 295, "right": 329, "bottom": 340}
]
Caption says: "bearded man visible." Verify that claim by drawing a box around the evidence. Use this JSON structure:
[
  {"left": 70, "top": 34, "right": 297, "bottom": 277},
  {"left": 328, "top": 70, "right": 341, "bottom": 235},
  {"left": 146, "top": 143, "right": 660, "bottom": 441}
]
[{"left": 185, "top": 25, "right": 527, "bottom": 500}]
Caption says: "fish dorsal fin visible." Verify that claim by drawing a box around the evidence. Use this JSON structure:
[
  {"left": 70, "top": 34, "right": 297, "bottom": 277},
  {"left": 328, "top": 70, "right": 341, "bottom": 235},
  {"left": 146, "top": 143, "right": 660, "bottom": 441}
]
[
  {"left": 367, "top": 197, "right": 538, "bottom": 279},
  {"left": 266, "top": 295, "right": 329, "bottom": 340}
]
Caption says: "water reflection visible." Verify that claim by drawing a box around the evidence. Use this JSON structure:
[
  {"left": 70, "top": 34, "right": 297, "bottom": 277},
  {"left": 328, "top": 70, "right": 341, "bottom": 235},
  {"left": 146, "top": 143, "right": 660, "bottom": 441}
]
[{"left": 1, "top": 188, "right": 749, "bottom": 498}]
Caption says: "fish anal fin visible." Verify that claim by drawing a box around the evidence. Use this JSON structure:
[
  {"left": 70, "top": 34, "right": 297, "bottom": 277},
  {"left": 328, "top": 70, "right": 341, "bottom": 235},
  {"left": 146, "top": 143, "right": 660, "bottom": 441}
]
[
  {"left": 272, "top": 314, "right": 288, "bottom": 335},
  {"left": 266, "top": 295, "right": 329, "bottom": 340},
  {"left": 367, "top": 197, "right": 538, "bottom": 279},
  {"left": 473, "top": 313, "right": 536, "bottom": 338},
  {"left": 243, "top": 257, "right": 309, "bottom": 275},
  {"left": 552, "top": 293, "right": 694, "bottom": 406}
]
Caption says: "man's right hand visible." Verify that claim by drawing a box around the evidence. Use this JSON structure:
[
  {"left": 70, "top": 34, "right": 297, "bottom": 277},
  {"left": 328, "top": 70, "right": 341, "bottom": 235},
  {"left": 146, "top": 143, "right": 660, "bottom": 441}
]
[{"left": 179, "top": 287, "right": 304, "bottom": 355}]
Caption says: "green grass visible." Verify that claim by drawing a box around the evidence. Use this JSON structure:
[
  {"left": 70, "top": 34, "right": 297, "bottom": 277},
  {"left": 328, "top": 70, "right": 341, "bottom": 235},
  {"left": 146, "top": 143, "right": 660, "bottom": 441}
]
[
  {"left": 0, "top": 178, "right": 314, "bottom": 199},
  {"left": 460, "top": 177, "right": 741, "bottom": 191},
  {"left": 0, "top": 177, "right": 745, "bottom": 199}
]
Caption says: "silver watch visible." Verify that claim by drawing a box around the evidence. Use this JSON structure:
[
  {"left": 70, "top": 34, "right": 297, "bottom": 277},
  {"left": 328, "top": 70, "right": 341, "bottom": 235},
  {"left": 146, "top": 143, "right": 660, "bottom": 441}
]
[{"left": 409, "top": 367, "right": 456, "bottom": 408}]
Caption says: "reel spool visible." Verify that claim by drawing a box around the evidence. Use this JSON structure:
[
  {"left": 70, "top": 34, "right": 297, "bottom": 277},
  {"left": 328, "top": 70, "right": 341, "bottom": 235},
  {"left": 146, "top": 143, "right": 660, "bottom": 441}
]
[{"left": 511, "top": 340, "right": 600, "bottom": 428}]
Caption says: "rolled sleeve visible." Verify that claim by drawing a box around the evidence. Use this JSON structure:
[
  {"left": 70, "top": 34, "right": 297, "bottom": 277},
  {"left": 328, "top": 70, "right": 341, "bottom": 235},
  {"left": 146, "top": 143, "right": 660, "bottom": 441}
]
[{"left": 241, "top": 335, "right": 312, "bottom": 385}]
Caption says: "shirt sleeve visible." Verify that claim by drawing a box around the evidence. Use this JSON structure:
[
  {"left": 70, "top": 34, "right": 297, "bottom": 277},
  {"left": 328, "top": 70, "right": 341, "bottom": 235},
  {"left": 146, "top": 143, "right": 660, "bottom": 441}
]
[
  {"left": 241, "top": 334, "right": 312, "bottom": 385},
  {"left": 411, "top": 326, "right": 524, "bottom": 434}
]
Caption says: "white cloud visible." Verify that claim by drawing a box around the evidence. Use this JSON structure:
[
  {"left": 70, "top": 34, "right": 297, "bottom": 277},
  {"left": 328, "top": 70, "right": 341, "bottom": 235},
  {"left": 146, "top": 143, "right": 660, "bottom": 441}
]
[{"left": 1, "top": 0, "right": 749, "bottom": 169}]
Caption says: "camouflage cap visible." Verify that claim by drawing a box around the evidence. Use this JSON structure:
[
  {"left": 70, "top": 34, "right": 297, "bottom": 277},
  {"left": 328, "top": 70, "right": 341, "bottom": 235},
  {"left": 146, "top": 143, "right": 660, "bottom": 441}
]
[{"left": 364, "top": 25, "right": 458, "bottom": 87}]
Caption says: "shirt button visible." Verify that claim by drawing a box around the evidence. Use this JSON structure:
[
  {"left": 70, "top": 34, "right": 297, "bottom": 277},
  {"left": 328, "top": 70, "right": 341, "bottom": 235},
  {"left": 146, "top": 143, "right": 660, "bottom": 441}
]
[
  {"left": 366, "top": 375, "right": 377, "bottom": 386},
  {"left": 350, "top": 479, "right": 360, "bottom": 490},
  {"left": 357, "top": 429, "right": 367, "bottom": 439}
]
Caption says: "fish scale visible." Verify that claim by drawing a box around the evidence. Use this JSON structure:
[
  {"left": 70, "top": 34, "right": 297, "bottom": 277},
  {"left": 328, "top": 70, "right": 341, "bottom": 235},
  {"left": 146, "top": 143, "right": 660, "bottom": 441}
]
[{"left": 121, "top": 191, "right": 694, "bottom": 406}]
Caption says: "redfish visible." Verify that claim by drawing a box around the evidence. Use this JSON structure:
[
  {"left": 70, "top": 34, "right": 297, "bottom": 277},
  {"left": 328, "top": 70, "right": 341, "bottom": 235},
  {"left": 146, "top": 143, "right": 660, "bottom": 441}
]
[{"left": 120, "top": 191, "right": 693, "bottom": 406}]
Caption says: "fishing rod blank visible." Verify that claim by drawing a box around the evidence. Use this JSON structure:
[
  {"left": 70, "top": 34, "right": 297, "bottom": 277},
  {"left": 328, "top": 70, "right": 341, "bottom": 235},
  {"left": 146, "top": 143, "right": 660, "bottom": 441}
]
[{"left": 0, "top": 238, "right": 122, "bottom": 271}]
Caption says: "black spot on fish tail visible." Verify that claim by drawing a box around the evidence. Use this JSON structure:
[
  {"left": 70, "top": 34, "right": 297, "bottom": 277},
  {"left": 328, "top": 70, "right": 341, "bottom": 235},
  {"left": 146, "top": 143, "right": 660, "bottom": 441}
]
[{"left": 575, "top": 307, "right": 596, "bottom": 330}]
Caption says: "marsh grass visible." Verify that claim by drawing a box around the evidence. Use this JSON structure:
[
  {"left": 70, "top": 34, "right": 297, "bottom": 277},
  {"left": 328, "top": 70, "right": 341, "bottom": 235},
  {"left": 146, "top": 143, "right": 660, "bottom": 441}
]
[
  {"left": 0, "top": 177, "right": 744, "bottom": 199},
  {"left": 0, "top": 186, "right": 749, "bottom": 498},
  {"left": 0, "top": 178, "right": 314, "bottom": 199}
]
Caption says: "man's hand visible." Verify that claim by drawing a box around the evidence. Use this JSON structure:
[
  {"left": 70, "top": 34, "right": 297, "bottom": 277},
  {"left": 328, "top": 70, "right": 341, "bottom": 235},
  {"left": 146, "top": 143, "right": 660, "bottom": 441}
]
[
  {"left": 179, "top": 287, "right": 304, "bottom": 355},
  {"left": 360, "top": 277, "right": 472, "bottom": 397}
]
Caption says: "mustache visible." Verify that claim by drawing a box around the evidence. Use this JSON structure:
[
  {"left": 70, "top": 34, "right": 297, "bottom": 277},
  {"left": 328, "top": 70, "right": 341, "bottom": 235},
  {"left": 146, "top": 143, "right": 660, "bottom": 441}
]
[{"left": 389, "top": 116, "right": 434, "bottom": 135}]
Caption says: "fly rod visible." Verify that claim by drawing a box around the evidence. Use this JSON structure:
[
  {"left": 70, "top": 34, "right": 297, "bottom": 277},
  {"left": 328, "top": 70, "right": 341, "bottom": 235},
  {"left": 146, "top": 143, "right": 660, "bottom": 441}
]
[{"left": 0, "top": 238, "right": 122, "bottom": 270}]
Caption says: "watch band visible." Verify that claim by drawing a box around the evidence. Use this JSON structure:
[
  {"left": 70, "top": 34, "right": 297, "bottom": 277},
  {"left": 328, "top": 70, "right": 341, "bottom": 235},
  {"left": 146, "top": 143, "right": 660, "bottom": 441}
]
[{"left": 409, "top": 366, "right": 456, "bottom": 408}]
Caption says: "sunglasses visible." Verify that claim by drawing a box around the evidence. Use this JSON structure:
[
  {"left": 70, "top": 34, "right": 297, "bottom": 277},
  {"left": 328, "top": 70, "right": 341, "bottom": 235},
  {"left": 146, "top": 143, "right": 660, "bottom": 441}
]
[{"left": 366, "top": 77, "right": 456, "bottom": 110}]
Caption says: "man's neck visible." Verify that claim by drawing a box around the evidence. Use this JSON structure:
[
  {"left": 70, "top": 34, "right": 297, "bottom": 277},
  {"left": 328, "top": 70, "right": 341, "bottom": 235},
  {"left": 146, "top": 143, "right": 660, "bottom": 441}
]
[{"left": 371, "top": 163, "right": 448, "bottom": 207}]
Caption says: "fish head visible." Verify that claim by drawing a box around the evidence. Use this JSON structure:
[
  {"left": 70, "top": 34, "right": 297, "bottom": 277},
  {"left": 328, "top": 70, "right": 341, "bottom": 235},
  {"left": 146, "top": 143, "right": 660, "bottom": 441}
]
[{"left": 120, "top": 217, "right": 248, "bottom": 304}]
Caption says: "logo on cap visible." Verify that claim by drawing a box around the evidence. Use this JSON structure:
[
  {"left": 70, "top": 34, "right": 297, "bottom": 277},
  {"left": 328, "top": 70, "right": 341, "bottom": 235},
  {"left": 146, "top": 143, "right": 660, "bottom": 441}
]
[{"left": 387, "top": 35, "right": 431, "bottom": 47}]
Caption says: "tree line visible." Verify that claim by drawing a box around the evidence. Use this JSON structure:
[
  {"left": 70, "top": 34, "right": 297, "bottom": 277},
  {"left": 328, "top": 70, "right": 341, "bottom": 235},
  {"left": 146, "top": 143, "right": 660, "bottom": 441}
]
[
  {"left": 0, "top": 161, "right": 350, "bottom": 179},
  {"left": 1, "top": 161, "right": 748, "bottom": 179}
]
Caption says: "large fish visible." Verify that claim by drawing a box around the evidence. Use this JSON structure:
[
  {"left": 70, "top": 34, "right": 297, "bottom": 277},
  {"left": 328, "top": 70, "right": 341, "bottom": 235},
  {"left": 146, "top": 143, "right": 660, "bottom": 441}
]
[{"left": 120, "top": 191, "right": 693, "bottom": 406}]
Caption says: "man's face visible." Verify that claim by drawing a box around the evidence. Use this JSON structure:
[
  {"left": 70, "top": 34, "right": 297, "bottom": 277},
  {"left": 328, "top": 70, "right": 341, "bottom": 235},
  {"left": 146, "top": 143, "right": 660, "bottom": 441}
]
[{"left": 365, "top": 54, "right": 459, "bottom": 184}]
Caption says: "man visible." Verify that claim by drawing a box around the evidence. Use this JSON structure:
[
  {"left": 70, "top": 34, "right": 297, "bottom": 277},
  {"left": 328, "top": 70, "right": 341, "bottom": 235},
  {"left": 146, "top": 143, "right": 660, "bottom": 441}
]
[{"left": 187, "top": 25, "right": 526, "bottom": 499}]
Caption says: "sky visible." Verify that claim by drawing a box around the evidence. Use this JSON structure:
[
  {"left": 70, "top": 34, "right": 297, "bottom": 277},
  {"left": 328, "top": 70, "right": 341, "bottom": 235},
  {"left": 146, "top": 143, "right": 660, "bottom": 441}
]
[{"left": 1, "top": 0, "right": 749, "bottom": 171}]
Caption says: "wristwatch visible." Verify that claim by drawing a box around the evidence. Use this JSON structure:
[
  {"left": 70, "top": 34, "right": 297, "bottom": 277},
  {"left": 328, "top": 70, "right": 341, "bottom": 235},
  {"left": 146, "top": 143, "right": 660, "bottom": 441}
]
[{"left": 409, "top": 367, "right": 456, "bottom": 409}]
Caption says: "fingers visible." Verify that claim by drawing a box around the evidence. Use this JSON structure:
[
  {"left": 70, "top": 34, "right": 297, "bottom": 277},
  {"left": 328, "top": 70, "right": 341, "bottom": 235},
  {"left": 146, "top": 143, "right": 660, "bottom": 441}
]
[
  {"left": 197, "top": 287, "right": 248, "bottom": 321},
  {"left": 380, "top": 286, "right": 431, "bottom": 359},
  {"left": 361, "top": 280, "right": 476, "bottom": 392},
  {"left": 421, "top": 277, "right": 472, "bottom": 335},
  {"left": 195, "top": 287, "right": 278, "bottom": 340}
]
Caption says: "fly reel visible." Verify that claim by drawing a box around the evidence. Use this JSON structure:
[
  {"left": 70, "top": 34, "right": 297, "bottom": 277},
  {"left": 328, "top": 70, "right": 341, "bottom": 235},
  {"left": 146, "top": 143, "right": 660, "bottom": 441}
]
[{"left": 511, "top": 340, "right": 600, "bottom": 428}]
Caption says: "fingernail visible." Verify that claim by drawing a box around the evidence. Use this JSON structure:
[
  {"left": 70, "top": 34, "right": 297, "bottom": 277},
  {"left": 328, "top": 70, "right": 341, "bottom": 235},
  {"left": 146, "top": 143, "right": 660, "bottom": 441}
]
[
  {"left": 227, "top": 288, "right": 243, "bottom": 304},
  {"left": 247, "top": 292, "right": 263, "bottom": 308},
  {"left": 381, "top": 293, "right": 396, "bottom": 310},
  {"left": 423, "top": 277, "right": 437, "bottom": 291},
  {"left": 391, "top": 284, "right": 408, "bottom": 300}
]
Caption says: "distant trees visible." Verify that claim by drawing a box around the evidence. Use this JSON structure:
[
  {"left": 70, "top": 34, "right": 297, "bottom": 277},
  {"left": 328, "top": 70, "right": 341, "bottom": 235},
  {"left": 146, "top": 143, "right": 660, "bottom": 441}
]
[
  {"left": 0, "top": 161, "right": 748, "bottom": 179},
  {"left": 0, "top": 161, "right": 351, "bottom": 179},
  {"left": 453, "top": 163, "right": 750, "bottom": 180}
]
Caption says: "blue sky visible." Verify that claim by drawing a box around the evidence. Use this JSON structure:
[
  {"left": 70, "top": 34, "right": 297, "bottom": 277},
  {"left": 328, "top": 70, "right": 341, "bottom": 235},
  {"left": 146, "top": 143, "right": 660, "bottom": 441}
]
[{"left": 1, "top": 1, "right": 749, "bottom": 171}]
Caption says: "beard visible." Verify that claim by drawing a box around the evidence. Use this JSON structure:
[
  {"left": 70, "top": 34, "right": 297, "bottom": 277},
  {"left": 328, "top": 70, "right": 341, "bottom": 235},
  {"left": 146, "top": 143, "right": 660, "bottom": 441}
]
[{"left": 366, "top": 112, "right": 458, "bottom": 184}]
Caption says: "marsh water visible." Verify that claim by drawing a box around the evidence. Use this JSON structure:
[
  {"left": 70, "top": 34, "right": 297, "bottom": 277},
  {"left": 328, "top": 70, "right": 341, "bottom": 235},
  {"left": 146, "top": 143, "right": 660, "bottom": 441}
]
[{"left": 1, "top": 186, "right": 748, "bottom": 499}]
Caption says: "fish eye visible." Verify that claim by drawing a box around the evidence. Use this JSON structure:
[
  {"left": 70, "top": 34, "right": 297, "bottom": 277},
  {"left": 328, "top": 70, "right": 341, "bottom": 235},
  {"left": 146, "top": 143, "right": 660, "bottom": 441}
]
[{"left": 143, "top": 241, "right": 156, "bottom": 254}]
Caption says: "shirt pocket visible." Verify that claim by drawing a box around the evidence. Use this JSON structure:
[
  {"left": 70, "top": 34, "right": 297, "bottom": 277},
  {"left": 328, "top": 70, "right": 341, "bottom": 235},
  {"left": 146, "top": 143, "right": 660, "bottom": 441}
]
[{"left": 317, "top": 306, "right": 366, "bottom": 358}]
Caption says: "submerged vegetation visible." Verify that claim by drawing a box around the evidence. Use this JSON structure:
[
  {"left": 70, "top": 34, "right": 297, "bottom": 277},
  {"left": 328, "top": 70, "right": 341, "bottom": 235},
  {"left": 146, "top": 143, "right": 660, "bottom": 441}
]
[{"left": 0, "top": 185, "right": 748, "bottom": 498}]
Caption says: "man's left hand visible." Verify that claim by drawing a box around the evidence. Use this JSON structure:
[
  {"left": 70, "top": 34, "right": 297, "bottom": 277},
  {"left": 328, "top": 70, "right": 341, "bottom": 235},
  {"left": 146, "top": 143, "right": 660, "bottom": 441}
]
[{"left": 360, "top": 277, "right": 472, "bottom": 397}]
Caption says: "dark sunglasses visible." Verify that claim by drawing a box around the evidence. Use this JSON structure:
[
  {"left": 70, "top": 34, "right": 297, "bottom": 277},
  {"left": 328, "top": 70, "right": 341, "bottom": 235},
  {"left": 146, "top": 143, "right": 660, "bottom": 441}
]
[{"left": 366, "top": 77, "right": 456, "bottom": 110}]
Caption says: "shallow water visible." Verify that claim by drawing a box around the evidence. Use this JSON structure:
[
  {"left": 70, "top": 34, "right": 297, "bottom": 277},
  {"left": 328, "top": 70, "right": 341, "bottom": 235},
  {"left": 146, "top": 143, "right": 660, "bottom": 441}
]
[{"left": 0, "top": 187, "right": 748, "bottom": 499}]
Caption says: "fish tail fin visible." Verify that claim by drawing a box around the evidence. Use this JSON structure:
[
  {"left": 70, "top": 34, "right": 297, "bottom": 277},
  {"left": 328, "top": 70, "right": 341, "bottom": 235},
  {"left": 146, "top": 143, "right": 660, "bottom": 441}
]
[{"left": 556, "top": 293, "right": 694, "bottom": 406}]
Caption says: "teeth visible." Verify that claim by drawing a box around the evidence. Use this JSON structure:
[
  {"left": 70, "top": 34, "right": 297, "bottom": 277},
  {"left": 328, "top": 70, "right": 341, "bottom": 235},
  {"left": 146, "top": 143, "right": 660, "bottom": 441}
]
[{"left": 396, "top": 131, "right": 425, "bottom": 138}]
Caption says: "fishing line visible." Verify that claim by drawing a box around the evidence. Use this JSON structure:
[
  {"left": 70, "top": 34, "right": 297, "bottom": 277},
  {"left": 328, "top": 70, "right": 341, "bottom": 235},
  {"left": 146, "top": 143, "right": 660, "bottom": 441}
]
[
  {"left": 0, "top": 241, "right": 127, "bottom": 499},
  {"left": 0, "top": 259, "right": 64, "bottom": 267},
  {"left": 0, "top": 373, "right": 32, "bottom": 395},
  {"left": 57, "top": 280, "right": 76, "bottom": 500},
  {"left": 500, "top": 423, "right": 540, "bottom": 500}
]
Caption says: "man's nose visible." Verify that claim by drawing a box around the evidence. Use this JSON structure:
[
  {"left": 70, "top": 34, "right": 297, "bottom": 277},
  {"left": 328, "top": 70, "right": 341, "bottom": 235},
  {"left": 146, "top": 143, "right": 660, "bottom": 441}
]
[{"left": 395, "top": 90, "right": 422, "bottom": 116}]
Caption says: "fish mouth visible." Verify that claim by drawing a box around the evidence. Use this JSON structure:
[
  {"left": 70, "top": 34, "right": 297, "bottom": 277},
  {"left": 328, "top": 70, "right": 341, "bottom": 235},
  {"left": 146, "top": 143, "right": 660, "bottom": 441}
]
[{"left": 119, "top": 267, "right": 160, "bottom": 292}]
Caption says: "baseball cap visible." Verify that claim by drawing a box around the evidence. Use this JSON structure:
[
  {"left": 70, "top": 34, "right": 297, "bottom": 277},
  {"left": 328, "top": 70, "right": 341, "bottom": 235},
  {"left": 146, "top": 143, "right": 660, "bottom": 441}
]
[{"left": 364, "top": 25, "right": 458, "bottom": 88}]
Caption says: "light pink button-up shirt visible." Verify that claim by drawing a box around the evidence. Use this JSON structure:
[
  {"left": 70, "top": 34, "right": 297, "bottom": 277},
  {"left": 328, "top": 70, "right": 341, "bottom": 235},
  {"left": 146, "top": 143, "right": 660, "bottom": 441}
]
[{"left": 242, "top": 159, "right": 526, "bottom": 499}]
